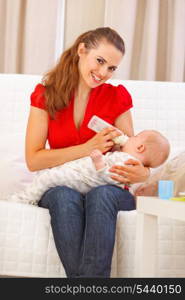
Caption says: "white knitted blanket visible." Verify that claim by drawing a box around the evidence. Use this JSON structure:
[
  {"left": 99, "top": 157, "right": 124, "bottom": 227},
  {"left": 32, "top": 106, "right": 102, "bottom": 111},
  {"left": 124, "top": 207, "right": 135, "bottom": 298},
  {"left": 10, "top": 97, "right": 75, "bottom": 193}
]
[{"left": 9, "top": 152, "right": 134, "bottom": 205}]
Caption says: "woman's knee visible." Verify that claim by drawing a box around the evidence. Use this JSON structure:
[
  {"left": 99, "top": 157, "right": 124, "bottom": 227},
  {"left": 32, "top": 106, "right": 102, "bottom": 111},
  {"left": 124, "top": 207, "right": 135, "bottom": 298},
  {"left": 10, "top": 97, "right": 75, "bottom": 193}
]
[
  {"left": 39, "top": 185, "right": 83, "bottom": 209},
  {"left": 87, "top": 185, "right": 123, "bottom": 200},
  {"left": 86, "top": 185, "right": 121, "bottom": 209},
  {"left": 86, "top": 185, "right": 135, "bottom": 211}
]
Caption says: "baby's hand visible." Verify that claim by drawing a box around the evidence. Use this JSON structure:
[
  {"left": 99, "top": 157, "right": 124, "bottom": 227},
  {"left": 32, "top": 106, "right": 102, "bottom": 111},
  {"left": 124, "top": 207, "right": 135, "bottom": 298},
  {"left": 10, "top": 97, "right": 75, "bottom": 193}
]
[
  {"left": 90, "top": 149, "right": 102, "bottom": 160},
  {"left": 90, "top": 149, "right": 105, "bottom": 170}
]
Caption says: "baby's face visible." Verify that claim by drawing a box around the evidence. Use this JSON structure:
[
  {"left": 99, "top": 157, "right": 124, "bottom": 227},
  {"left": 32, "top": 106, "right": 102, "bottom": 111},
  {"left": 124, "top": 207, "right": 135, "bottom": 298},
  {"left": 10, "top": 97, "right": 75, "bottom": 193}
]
[{"left": 121, "top": 135, "right": 140, "bottom": 153}]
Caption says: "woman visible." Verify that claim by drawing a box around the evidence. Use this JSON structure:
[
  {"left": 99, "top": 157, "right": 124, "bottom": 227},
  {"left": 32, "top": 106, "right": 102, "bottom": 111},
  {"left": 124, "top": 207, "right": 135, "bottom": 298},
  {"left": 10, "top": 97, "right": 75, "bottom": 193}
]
[{"left": 26, "top": 27, "right": 149, "bottom": 277}]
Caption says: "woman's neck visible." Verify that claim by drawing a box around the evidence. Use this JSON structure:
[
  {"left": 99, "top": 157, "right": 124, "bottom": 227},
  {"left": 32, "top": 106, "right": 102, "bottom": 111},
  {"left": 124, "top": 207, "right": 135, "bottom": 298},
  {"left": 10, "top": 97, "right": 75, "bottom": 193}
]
[{"left": 76, "top": 77, "right": 91, "bottom": 101}]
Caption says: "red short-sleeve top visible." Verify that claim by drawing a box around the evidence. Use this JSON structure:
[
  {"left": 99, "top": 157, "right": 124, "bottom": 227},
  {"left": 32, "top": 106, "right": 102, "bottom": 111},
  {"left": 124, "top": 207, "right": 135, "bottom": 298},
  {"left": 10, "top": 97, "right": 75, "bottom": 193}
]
[{"left": 30, "top": 83, "right": 133, "bottom": 149}]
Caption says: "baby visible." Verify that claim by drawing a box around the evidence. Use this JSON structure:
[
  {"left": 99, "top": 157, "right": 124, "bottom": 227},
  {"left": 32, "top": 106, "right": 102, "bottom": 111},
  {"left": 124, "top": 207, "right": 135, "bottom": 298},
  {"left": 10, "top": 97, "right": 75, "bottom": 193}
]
[
  {"left": 9, "top": 129, "right": 170, "bottom": 205},
  {"left": 92, "top": 129, "right": 170, "bottom": 170}
]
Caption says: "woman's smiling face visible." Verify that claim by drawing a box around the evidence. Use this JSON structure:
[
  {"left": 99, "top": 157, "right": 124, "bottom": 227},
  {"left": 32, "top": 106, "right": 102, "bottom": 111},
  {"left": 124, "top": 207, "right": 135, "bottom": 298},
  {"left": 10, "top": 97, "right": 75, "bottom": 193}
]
[{"left": 77, "top": 39, "right": 123, "bottom": 89}]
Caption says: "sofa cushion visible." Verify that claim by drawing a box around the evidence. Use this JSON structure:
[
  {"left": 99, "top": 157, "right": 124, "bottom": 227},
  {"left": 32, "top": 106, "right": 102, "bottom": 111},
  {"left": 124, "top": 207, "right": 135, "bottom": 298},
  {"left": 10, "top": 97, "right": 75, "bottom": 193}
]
[
  {"left": 0, "top": 133, "right": 34, "bottom": 201},
  {"left": 135, "top": 151, "right": 185, "bottom": 197},
  {"left": 0, "top": 74, "right": 41, "bottom": 201}
]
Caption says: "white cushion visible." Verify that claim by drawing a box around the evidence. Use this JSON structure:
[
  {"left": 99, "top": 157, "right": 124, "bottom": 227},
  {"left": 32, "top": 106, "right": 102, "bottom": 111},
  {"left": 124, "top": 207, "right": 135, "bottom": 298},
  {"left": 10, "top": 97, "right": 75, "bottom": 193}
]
[
  {"left": 0, "top": 134, "right": 34, "bottom": 200},
  {"left": 0, "top": 74, "right": 41, "bottom": 200}
]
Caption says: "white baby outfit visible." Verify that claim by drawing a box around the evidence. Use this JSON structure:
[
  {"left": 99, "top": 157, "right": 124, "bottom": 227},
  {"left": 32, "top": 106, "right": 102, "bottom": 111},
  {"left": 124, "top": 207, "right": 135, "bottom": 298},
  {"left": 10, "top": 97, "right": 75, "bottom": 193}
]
[{"left": 10, "top": 151, "right": 136, "bottom": 205}]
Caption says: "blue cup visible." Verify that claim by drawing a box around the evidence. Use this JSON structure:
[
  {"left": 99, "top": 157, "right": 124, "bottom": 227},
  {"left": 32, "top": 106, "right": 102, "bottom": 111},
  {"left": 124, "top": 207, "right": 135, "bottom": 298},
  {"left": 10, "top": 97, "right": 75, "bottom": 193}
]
[{"left": 158, "top": 180, "right": 174, "bottom": 199}]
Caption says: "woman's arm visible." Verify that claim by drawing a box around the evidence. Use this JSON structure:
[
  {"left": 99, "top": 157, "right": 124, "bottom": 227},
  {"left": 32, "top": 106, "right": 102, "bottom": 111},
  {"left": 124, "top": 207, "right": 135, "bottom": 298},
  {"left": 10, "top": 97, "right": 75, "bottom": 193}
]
[
  {"left": 25, "top": 107, "right": 120, "bottom": 172},
  {"left": 114, "top": 110, "right": 134, "bottom": 137},
  {"left": 25, "top": 107, "right": 90, "bottom": 171}
]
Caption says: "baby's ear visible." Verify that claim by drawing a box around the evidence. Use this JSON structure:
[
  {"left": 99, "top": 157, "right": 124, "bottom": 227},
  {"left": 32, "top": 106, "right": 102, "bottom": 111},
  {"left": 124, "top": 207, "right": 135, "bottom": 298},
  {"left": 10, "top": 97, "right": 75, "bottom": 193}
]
[{"left": 136, "top": 144, "right": 145, "bottom": 153}]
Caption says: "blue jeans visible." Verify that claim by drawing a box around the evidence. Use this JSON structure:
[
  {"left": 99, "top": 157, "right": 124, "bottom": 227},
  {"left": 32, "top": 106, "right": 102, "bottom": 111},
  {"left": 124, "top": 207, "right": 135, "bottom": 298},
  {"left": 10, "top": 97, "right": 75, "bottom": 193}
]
[{"left": 38, "top": 185, "right": 135, "bottom": 278}]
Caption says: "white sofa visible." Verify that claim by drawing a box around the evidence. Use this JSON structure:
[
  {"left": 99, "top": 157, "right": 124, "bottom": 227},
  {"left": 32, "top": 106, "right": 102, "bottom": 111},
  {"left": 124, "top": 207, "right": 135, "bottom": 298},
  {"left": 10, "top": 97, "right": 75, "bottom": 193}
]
[{"left": 0, "top": 73, "right": 185, "bottom": 278}]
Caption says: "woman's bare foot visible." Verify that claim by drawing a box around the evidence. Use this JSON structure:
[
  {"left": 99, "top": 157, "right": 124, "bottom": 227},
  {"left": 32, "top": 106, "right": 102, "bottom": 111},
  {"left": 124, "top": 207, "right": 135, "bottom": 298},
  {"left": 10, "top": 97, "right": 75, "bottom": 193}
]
[{"left": 90, "top": 149, "right": 105, "bottom": 170}]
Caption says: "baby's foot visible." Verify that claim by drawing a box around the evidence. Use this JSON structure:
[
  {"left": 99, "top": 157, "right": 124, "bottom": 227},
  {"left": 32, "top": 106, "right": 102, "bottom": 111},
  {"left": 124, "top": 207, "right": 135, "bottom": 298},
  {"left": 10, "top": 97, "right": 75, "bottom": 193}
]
[{"left": 90, "top": 149, "right": 105, "bottom": 170}]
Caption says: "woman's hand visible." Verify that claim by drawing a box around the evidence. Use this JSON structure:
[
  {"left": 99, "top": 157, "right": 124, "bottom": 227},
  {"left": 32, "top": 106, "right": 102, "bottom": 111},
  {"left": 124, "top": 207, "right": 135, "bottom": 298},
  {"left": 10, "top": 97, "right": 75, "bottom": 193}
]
[
  {"left": 109, "top": 159, "right": 150, "bottom": 184},
  {"left": 85, "top": 127, "right": 121, "bottom": 154}
]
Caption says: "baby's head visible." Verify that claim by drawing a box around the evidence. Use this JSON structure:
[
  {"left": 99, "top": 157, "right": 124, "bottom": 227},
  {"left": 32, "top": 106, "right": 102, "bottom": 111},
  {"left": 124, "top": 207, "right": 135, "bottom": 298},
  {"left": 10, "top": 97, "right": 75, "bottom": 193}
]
[{"left": 122, "top": 130, "right": 170, "bottom": 168}]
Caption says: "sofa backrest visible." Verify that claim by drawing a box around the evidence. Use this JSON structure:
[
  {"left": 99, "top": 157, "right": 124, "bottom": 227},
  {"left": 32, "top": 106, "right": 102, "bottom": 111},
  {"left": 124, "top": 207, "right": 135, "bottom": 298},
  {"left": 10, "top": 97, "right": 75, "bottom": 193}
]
[
  {"left": 0, "top": 74, "right": 42, "bottom": 200},
  {"left": 0, "top": 74, "right": 184, "bottom": 199},
  {"left": 109, "top": 79, "right": 185, "bottom": 159},
  {"left": 0, "top": 73, "right": 42, "bottom": 137}
]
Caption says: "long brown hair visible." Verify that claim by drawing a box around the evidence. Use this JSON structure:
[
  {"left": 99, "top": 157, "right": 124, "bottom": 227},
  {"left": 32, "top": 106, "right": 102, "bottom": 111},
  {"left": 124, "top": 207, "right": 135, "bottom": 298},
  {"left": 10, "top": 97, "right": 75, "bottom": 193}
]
[{"left": 42, "top": 27, "right": 125, "bottom": 119}]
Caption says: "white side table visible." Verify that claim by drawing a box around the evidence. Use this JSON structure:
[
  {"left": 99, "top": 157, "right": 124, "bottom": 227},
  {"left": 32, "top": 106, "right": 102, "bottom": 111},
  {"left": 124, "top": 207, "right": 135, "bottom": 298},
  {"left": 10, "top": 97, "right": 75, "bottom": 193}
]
[{"left": 135, "top": 196, "right": 185, "bottom": 277}]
